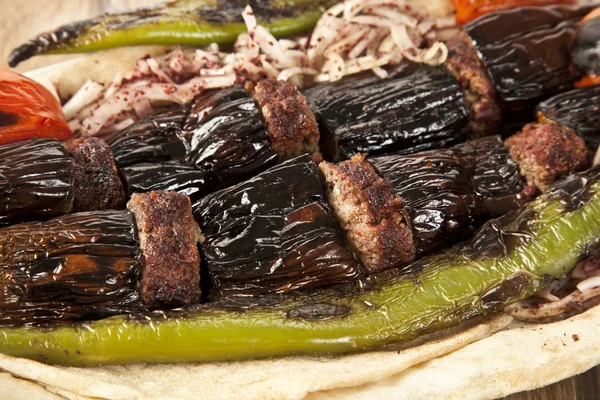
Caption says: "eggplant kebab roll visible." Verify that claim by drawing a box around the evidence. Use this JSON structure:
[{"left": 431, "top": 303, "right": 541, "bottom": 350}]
[
  {"left": 0, "top": 191, "right": 202, "bottom": 326},
  {"left": 320, "top": 128, "right": 589, "bottom": 273}
]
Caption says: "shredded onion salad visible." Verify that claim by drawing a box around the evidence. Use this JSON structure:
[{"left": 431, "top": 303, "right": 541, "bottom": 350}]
[{"left": 65, "top": 0, "right": 454, "bottom": 137}]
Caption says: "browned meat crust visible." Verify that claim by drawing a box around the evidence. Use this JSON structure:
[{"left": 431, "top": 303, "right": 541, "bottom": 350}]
[
  {"left": 319, "top": 154, "right": 415, "bottom": 273},
  {"left": 127, "top": 191, "right": 203, "bottom": 309},
  {"left": 252, "top": 79, "right": 322, "bottom": 162},
  {"left": 444, "top": 32, "right": 502, "bottom": 138},
  {"left": 504, "top": 123, "right": 590, "bottom": 192},
  {"left": 63, "top": 137, "right": 126, "bottom": 212}
]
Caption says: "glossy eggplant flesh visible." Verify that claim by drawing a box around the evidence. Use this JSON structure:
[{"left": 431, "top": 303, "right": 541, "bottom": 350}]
[
  {"left": 0, "top": 139, "right": 73, "bottom": 227},
  {"left": 465, "top": 5, "right": 593, "bottom": 133},
  {"left": 0, "top": 211, "right": 143, "bottom": 326},
  {"left": 572, "top": 15, "right": 600, "bottom": 77},
  {"left": 108, "top": 103, "right": 191, "bottom": 168},
  {"left": 537, "top": 85, "right": 600, "bottom": 150},
  {"left": 304, "top": 62, "right": 469, "bottom": 161},
  {"left": 185, "top": 85, "right": 278, "bottom": 189},
  {"left": 370, "top": 136, "right": 527, "bottom": 255},
  {"left": 119, "top": 161, "right": 219, "bottom": 206},
  {"left": 194, "top": 154, "right": 362, "bottom": 298}
]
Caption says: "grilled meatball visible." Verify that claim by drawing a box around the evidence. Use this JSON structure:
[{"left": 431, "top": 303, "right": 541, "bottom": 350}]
[
  {"left": 252, "top": 79, "right": 322, "bottom": 162},
  {"left": 127, "top": 191, "right": 203, "bottom": 309},
  {"left": 504, "top": 123, "right": 590, "bottom": 192},
  {"left": 64, "top": 137, "right": 126, "bottom": 212},
  {"left": 444, "top": 32, "right": 502, "bottom": 138},
  {"left": 319, "top": 154, "right": 415, "bottom": 273}
]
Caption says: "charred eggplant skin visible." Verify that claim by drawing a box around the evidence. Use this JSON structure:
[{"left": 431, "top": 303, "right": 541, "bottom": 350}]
[
  {"left": 119, "top": 161, "right": 219, "bottom": 206},
  {"left": 0, "top": 211, "right": 143, "bottom": 327},
  {"left": 465, "top": 5, "right": 594, "bottom": 132},
  {"left": 186, "top": 86, "right": 277, "bottom": 188},
  {"left": 537, "top": 85, "right": 600, "bottom": 150},
  {"left": 8, "top": 0, "right": 339, "bottom": 67},
  {"left": 0, "top": 139, "right": 73, "bottom": 226},
  {"left": 195, "top": 155, "right": 362, "bottom": 297},
  {"left": 304, "top": 63, "right": 469, "bottom": 160},
  {"left": 108, "top": 104, "right": 190, "bottom": 168},
  {"left": 370, "top": 136, "right": 527, "bottom": 255},
  {"left": 2, "top": 164, "right": 600, "bottom": 366}
]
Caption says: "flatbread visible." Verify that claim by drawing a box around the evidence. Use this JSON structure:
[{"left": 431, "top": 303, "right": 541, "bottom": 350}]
[
  {"left": 310, "top": 304, "right": 600, "bottom": 399},
  {"left": 2, "top": 307, "right": 600, "bottom": 399},
  {"left": 0, "top": 314, "right": 511, "bottom": 400},
  {"left": 24, "top": 45, "right": 171, "bottom": 101},
  {"left": 0, "top": 372, "right": 65, "bottom": 400}
]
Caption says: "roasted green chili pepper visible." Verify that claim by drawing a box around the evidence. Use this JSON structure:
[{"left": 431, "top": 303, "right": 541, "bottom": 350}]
[
  {"left": 8, "top": 0, "right": 338, "bottom": 67},
  {"left": 1, "top": 165, "right": 600, "bottom": 366}
]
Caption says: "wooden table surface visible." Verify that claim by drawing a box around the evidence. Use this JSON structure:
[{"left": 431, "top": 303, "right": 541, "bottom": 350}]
[{"left": 0, "top": 1, "right": 598, "bottom": 399}]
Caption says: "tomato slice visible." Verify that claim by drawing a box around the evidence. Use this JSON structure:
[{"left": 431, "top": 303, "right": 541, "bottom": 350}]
[
  {"left": 452, "top": 0, "right": 576, "bottom": 25},
  {"left": 0, "top": 70, "right": 72, "bottom": 145}
]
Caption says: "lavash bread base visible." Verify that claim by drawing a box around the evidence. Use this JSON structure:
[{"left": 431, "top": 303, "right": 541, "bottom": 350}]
[
  {"left": 0, "top": 307, "right": 599, "bottom": 399},
  {"left": 5, "top": 0, "right": 599, "bottom": 398},
  {"left": 0, "top": 315, "right": 511, "bottom": 400}
]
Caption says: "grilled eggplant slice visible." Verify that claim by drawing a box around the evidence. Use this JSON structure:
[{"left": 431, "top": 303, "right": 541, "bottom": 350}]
[
  {"left": 195, "top": 155, "right": 362, "bottom": 298},
  {"left": 371, "top": 136, "right": 529, "bottom": 256},
  {"left": 0, "top": 139, "right": 72, "bottom": 226},
  {"left": 465, "top": 5, "right": 594, "bottom": 132},
  {"left": 108, "top": 103, "right": 190, "bottom": 168},
  {"left": 0, "top": 211, "right": 142, "bottom": 326},
  {"left": 186, "top": 85, "right": 277, "bottom": 188},
  {"left": 119, "top": 161, "right": 218, "bottom": 206},
  {"left": 304, "top": 63, "right": 469, "bottom": 161},
  {"left": 537, "top": 85, "right": 600, "bottom": 150}
]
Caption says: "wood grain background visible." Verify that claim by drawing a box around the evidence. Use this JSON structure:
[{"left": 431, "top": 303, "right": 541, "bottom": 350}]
[{"left": 0, "top": 1, "right": 598, "bottom": 399}]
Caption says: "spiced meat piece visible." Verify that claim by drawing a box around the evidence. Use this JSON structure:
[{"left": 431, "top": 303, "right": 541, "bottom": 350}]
[
  {"left": 127, "top": 191, "right": 203, "bottom": 309},
  {"left": 64, "top": 137, "right": 126, "bottom": 212},
  {"left": 252, "top": 79, "right": 322, "bottom": 162},
  {"left": 319, "top": 154, "right": 415, "bottom": 273},
  {"left": 504, "top": 123, "right": 590, "bottom": 192},
  {"left": 444, "top": 31, "right": 502, "bottom": 138}
]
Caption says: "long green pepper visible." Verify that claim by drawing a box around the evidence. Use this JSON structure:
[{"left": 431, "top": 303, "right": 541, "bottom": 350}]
[
  {"left": 1, "top": 166, "right": 600, "bottom": 366},
  {"left": 8, "top": 0, "right": 339, "bottom": 67}
]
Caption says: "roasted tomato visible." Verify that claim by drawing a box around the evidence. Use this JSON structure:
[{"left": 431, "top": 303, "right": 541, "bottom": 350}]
[
  {"left": 452, "top": 0, "right": 576, "bottom": 24},
  {"left": 0, "top": 70, "right": 71, "bottom": 145}
]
